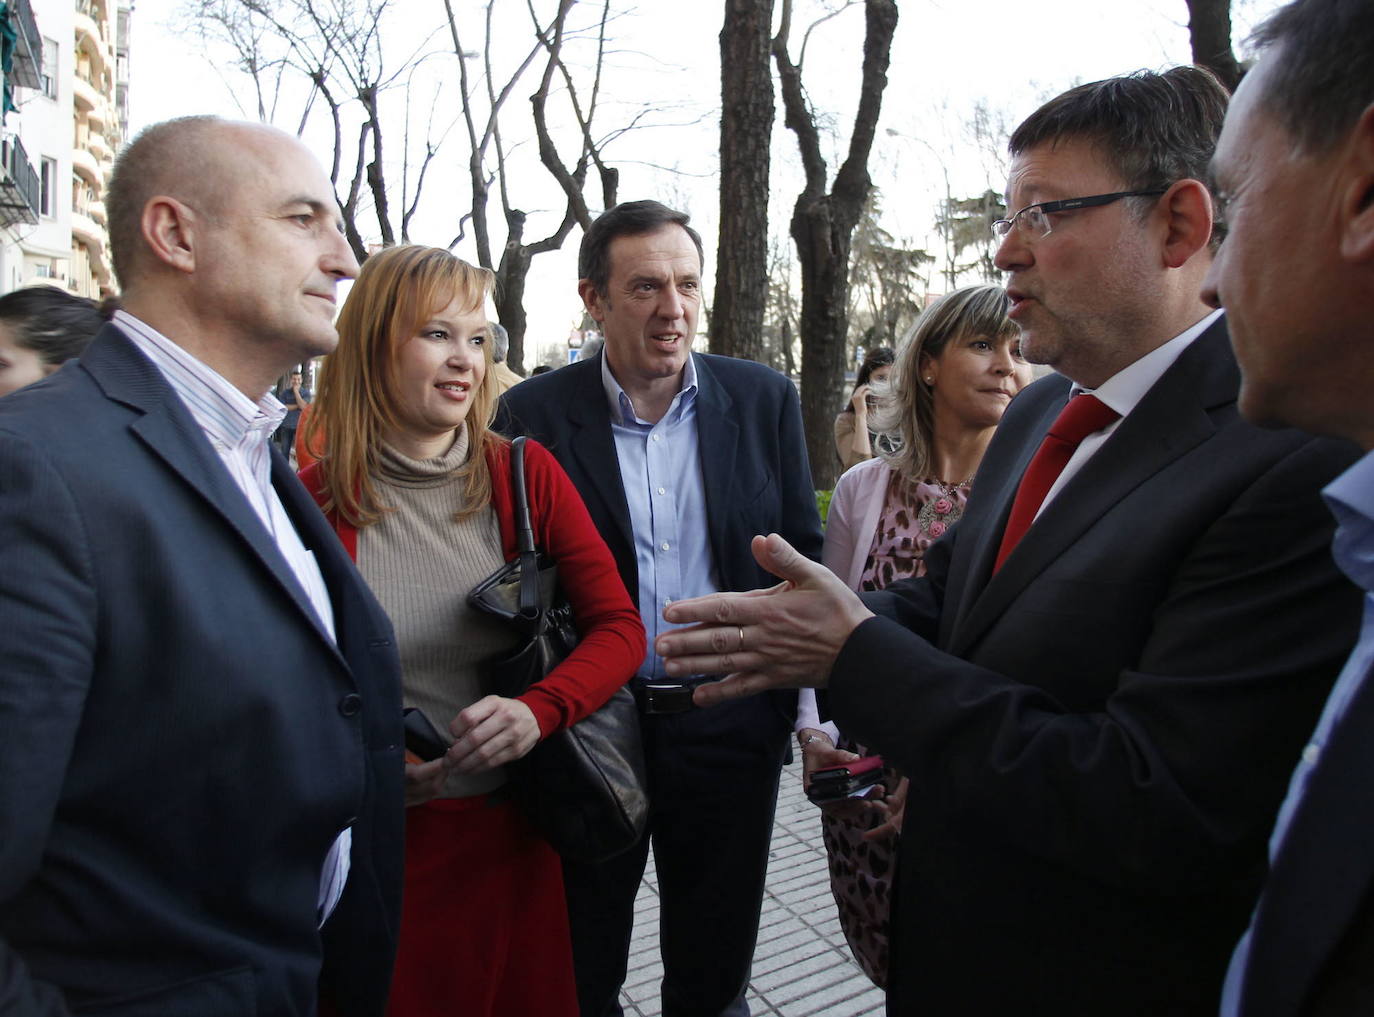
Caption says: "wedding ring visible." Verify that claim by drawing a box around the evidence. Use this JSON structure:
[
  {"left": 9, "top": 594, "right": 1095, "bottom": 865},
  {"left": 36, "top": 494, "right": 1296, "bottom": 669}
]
[{"left": 737, "top": 626, "right": 746, "bottom": 652}]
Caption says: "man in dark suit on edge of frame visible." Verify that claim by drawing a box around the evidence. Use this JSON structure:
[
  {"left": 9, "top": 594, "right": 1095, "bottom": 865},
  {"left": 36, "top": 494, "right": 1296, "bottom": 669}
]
[
  {"left": 1203, "top": 2, "right": 1374, "bottom": 1014},
  {"left": 656, "top": 69, "right": 1361, "bottom": 1017}
]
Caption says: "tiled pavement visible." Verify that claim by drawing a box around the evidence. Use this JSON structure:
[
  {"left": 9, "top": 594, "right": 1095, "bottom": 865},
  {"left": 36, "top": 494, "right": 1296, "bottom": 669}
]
[{"left": 618, "top": 759, "right": 886, "bottom": 1017}]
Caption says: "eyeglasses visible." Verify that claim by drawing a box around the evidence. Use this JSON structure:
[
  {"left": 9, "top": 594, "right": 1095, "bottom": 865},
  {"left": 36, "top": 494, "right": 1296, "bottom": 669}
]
[{"left": 991, "top": 189, "right": 1168, "bottom": 240}]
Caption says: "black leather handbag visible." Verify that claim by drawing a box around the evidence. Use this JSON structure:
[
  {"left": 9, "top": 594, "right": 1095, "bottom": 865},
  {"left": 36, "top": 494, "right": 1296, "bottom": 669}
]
[{"left": 468, "top": 436, "right": 649, "bottom": 863}]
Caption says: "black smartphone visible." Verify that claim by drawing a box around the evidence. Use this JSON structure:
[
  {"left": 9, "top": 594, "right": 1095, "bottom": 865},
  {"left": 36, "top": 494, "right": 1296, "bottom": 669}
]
[
  {"left": 805, "top": 755, "right": 885, "bottom": 805},
  {"left": 402, "top": 708, "right": 448, "bottom": 762}
]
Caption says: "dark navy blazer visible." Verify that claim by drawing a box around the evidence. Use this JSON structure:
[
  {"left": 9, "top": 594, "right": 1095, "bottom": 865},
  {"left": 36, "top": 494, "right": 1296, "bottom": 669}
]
[
  {"left": 0, "top": 326, "right": 404, "bottom": 1016},
  {"left": 497, "top": 351, "right": 824, "bottom": 721}
]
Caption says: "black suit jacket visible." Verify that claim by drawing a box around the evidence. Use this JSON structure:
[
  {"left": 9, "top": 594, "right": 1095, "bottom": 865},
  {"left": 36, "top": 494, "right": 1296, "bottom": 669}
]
[
  {"left": 829, "top": 320, "right": 1362, "bottom": 1016},
  {"left": 1237, "top": 651, "right": 1374, "bottom": 1017},
  {"left": 497, "top": 351, "right": 823, "bottom": 718},
  {"left": 0, "top": 326, "right": 404, "bottom": 1016}
]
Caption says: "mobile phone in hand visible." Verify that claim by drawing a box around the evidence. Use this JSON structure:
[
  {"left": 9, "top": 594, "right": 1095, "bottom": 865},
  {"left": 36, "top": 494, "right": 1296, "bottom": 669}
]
[
  {"left": 402, "top": 708, "right": 448, "bottom": 762},
  {"left": 805, "top": 755, "right": 885, "bottom": 805}
]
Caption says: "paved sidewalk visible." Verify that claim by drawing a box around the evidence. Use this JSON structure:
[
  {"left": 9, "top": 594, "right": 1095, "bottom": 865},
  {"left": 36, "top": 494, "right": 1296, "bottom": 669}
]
[{"left": 619, "top": 759, "right": 885, "bottom": 1017}]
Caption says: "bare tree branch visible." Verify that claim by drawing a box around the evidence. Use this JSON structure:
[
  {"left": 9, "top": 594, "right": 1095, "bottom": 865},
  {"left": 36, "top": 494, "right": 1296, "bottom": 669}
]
[{"left": 774, "top": 0, "right": 898, "bottom": 488}]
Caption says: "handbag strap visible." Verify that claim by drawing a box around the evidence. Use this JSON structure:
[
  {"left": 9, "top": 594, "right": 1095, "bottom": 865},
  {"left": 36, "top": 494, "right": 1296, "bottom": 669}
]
[{"left": 509, "top": 436, "right": 542, "bottom": 623}]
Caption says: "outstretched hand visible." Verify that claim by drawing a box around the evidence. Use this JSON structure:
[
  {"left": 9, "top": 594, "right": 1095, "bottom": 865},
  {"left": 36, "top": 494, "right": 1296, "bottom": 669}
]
[{"left": 654, "top": 533, "right": 873, "bottom": 706}]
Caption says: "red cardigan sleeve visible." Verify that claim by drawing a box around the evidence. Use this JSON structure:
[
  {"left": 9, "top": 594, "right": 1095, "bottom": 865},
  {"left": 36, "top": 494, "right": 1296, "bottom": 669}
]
[
  {"left": 487, "top": 439, "right": 646, "bottom": 737},
  {"left": 301, "top": 445, "right": 644, "bottom": 738}
]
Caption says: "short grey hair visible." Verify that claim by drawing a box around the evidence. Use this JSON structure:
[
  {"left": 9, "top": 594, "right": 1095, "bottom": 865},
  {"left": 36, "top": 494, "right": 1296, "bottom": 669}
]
[
  {"left": 488, "top": 321, "right": 509, "bottom": 362},
  {"left": 1249, "top": 0, "right": 1374, "bottom": 155},
  {"left": 105, "top": 115, "right": 229, "bottom": 289}
]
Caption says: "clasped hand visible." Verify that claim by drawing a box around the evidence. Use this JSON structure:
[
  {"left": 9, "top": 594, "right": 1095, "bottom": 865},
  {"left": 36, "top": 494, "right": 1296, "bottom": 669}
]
[
  {"left": 403, "top": 696, "right": 540, "bottom": 807},
  {"left": 653, "top": 533, "right": 874, "bottom": 706}
]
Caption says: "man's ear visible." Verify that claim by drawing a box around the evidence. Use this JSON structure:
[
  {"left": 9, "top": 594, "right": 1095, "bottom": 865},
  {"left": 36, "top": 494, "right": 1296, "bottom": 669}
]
[
  {"left": 1339, "top": 103, "right": 1374, "bottom": 264},
  {"left": 1159, "top": 178, "right": 1213, "bottom": 269},
  {"left": 141, "top": 196, "right": 198, "bottom": 275},
  {"left": 577, "top": 278, "right": 607, "bottom": 323}
]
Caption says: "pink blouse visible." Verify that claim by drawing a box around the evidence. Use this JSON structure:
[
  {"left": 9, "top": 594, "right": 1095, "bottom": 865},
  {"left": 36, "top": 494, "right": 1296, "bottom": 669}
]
[{"left": 858, "top": 476, "right": 971, "bottom": 591}]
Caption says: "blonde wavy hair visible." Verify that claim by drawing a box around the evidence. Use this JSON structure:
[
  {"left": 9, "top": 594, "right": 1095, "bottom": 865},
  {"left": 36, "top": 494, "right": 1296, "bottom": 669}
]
[
  {"left": 306, "top": 244, "right": 503, "bottom": 527},
  {"left": 869, "top": 284, "right": 1017, "bottom": 483}
]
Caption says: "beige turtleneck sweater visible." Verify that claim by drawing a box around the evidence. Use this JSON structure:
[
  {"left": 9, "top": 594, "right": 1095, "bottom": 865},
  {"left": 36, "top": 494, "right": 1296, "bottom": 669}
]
[{"left": 358, "top": 429, "right": 520, "bottom": 799}]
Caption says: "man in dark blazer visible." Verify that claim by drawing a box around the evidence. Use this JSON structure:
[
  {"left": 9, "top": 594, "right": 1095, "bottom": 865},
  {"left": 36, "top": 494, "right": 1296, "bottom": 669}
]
[
  {"left": 498, "top": 200, "right": 823, "bottom": 1017},
  {"left": 0, "top": 117, "right": 403, "bottom": 1015},
  {"left": 1201, "top": 2, "right": 1374, "bottom": 1014},
  {"left": 658, "top": 70, "right": 1362, "bottom": 1016}
]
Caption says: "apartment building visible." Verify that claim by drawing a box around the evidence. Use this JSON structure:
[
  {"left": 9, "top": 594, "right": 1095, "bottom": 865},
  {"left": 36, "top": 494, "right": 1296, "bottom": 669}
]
[{"left": 0, "top": 0, "right": 128, "bottom": 298}]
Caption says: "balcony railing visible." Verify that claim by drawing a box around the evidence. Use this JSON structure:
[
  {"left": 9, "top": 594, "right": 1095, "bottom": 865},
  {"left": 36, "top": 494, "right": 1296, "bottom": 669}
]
[
  {"left": 0, "top": 133, "right": 40, "bottom": 228},
  {"left": 4, "top": 0, "right": 43, "bottom": 90}
]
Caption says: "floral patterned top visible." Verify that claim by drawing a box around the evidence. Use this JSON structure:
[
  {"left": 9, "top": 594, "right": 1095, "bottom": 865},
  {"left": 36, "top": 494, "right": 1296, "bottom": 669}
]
[{"left": 859, "top": 475, "right": 972, "bottom": 592}]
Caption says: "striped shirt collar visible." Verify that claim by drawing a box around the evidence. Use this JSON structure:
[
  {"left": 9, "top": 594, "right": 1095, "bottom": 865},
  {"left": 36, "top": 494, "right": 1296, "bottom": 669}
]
[{"left": 112, "top": 310, "right": 287, "bottom": 447}]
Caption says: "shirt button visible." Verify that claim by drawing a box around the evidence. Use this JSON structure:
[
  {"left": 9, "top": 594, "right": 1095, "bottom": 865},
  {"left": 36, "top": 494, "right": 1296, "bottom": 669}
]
[
  {"left": 652, "top": 434, "right": 662, "bottom": 442},
  {"left": 339, "top": 694, "right": 362, "bottom": 717},
  {"left": 1302, "top": 743, "right": 1321, "bottom": 766},
  {"left": 657, "top": 487, "right": 666, "bottom": 496},
  {"left": 660, "top": 541, "right": 670, "bottom": 551}
]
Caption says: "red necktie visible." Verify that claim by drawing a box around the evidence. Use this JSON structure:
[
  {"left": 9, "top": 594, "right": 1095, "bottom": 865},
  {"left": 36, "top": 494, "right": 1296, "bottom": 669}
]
[{"left": 993, "top": 394, "right": 1120, "bottom": 572}]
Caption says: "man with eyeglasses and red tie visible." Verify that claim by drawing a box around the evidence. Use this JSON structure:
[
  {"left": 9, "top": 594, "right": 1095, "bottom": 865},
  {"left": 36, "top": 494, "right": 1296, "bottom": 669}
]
[{"left": 655, "top": 68, "right": 1362, "bottom": 1016}]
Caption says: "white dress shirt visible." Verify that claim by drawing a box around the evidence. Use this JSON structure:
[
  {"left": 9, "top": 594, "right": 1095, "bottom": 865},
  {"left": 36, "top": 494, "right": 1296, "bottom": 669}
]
[{"left": 1038, "top": 309, "right": 1223, "bottom": 519}]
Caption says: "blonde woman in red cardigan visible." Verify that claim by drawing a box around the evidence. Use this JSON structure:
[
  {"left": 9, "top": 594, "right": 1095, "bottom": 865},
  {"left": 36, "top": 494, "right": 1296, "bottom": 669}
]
[{"left": 301, "top": 245, "right": 645, "bottom": 1017}]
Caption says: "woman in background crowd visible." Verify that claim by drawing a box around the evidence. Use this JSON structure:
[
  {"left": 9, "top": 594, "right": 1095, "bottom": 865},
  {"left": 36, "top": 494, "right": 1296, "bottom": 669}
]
[
  {"left": 0, "top": 287, "right": 108, "bottom": 397},
  {"left": 798, "top": 285, "right": 1033, "bottom": 986},
  {"left": 834, "top": 346, "right": 895, "bottom": 472},
  {"left": 301, "top": 245, "right": 644, "bottom": 1017}
]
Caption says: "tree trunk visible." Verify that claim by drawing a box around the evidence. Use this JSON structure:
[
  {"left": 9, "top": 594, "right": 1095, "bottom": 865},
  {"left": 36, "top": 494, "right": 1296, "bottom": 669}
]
[
  {"left": 793, "top": 201, "right": 856, "bottom": 490},
  {"left": 495, "top": 256, "right": 532, "bottom": 372},
  {"left": 775, "top": 0, "right": 898, "bottom": 489},
  {"left": 712, "top": 0, "right": 775, "bottom": 362},
  {"left": 1185, "top": 0, "right": 1242, "bottom": 91}
]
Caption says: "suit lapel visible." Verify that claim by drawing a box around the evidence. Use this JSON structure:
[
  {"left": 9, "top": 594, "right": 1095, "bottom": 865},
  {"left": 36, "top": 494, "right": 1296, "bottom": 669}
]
[
  {"left": 949, "top": 322, "right": 1236, "bottom": 657},
  {"left": 82, "top": 328, "right": 344, "bottom": 653},
  {"left": 269, "top": 451, "right": 358, "bottom": 661},
  {"left": 692, "top": 355, "right": 741, "bottom": 585},
  {"left": 1242, "top": 663, "right": 1374, "bottom": 1016},
  {"left": 563, "top": 356, "right": 637, "bottom": 571},
  {"left": 945, "top": 387, "right": 1066, "bottom": 646}
]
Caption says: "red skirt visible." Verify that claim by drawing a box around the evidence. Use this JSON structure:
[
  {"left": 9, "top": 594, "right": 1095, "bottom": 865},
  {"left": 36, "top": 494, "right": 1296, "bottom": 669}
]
[{"left": 384, "top": 794, "right": 578, "bottom": 1017}]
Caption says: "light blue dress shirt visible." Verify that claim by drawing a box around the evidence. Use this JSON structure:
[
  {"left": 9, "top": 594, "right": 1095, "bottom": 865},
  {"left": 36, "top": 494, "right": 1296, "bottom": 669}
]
[
  {"left": 601, "top": 354, "right": 721, "bottom": 679},
  {"left": 1221, "top": 449, "right": 1374, "bottom": 1015}
]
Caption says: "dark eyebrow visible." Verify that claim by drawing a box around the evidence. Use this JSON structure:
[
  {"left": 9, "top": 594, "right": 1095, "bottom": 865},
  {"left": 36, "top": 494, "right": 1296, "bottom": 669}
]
[
  {"left": 283, "top": 197, "right": 345, "bottom": 223},
  {"left": 283, "top": 197, "right": 326, "bottom": 213},
  {"left": 625, "top": 268, "right": 699, "bottom": 288}
]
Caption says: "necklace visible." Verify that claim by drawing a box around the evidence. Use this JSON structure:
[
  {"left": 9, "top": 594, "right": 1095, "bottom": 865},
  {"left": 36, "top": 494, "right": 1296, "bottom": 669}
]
[
  {"left": 915, "top": 475, "right": 973, "bottom": 539},
  {"left": 931, "top": 475, "right": 973, "bottom": 496}
]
